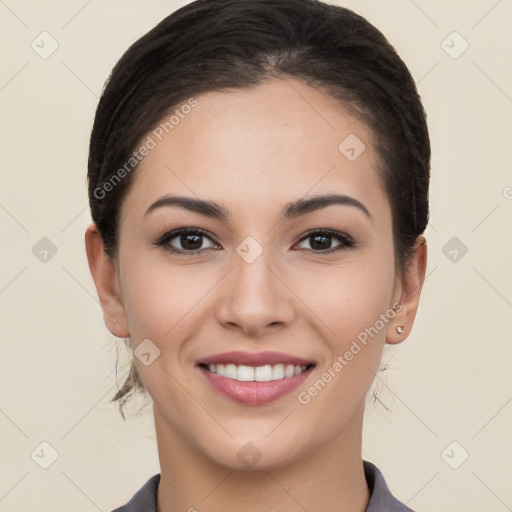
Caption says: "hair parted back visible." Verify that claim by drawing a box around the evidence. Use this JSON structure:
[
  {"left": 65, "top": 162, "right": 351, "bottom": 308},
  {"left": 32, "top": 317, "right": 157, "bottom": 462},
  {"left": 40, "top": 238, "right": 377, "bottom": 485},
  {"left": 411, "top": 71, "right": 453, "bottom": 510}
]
[{"left": 87, "top": 0, "right": 430, "bottom": 416}]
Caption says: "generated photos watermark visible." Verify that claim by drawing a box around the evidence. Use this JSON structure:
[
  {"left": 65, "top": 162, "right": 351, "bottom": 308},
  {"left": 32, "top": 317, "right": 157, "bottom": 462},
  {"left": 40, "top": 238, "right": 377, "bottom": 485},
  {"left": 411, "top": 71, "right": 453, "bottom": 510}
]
[
  {"left": 297, "top": 301, "right": 403, "bottom": 405},
  {"left": 93, "top": 97, "right": 198, "bottom": 200}
]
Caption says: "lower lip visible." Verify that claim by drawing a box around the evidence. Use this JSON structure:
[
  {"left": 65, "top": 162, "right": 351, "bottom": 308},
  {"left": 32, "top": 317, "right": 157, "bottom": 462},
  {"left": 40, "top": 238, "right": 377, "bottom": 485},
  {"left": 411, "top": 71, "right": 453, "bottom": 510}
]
[{"left": 198, "top": 365, "right": 314, "bottom": 405}]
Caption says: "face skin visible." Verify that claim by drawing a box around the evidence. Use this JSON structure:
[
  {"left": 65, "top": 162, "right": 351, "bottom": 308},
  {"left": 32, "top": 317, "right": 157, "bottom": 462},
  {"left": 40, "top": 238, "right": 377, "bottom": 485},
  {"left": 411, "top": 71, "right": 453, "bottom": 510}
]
[{"left": 85, "top": 77, "right": 427, "bottom": 512}]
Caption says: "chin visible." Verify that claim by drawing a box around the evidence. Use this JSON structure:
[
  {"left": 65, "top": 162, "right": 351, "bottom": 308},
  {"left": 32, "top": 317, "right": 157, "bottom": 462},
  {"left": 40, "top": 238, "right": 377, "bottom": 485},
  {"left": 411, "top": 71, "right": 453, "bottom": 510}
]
[{"left": 200, "top": 433, "right": 308, "bottom": 472}]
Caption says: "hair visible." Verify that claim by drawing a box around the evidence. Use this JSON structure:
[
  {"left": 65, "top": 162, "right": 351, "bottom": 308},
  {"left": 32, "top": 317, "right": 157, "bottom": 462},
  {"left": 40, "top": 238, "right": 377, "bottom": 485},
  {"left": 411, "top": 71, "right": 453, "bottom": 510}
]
[{"left": 87, "top": 0, "right": 430, "bottom": 416}]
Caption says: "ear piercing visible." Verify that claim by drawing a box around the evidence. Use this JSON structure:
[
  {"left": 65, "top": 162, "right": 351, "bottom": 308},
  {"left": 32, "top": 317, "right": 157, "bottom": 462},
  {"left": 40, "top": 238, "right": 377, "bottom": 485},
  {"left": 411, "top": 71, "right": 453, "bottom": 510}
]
[{"left": 393, "top": 302, "right": 404, "bottom": 334}]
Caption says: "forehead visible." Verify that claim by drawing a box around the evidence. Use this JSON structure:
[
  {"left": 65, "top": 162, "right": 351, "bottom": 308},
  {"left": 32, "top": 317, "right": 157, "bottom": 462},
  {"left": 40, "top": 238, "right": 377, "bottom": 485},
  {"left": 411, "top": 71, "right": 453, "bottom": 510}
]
[{"left": 121, "top": 77, "right": 389, "bottom": 224}]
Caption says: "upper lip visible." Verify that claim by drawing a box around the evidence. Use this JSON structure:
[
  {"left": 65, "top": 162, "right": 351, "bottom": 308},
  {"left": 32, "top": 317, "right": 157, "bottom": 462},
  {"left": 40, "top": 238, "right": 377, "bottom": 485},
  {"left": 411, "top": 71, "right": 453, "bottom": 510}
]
[{"left": 197, "top": 351, "right": 315, "bottom": 367}]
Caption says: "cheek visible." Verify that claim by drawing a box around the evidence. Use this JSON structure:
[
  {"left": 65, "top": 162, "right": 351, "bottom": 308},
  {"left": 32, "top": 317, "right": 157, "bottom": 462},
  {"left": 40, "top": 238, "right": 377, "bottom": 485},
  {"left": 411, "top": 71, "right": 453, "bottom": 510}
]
[
  {"left": 295, "top": 262, "right": 392, "bottom": 418},
  {"left": 120, "top": 255, "right": 217, "bottom": 345},
  {"left": 295, "top": 256, "right": 394, "bottom": 342}
]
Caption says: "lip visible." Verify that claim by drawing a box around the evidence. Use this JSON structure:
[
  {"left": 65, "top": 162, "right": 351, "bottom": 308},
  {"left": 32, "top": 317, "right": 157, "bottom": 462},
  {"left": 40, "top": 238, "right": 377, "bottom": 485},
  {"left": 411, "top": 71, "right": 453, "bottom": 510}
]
[
  {"left": 198, "top": 364, "right": 315, "bottom": 405},
  {"left": 196, "top": 350, "right": 315, "bottom": 367}
]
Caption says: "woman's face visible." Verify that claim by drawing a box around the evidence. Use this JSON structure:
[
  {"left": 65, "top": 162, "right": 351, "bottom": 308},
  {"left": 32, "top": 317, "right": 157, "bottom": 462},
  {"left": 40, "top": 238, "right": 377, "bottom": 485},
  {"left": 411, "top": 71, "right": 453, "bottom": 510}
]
[{"left": 91, "top": 77, "right": 424, "bottom": 470}]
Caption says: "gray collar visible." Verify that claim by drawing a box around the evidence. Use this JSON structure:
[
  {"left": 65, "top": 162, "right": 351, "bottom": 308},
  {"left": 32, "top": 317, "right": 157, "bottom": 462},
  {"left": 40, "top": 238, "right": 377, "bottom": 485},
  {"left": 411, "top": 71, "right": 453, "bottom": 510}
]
[{"left": 112, "top": 460, "right": 414, "bottom": 511}]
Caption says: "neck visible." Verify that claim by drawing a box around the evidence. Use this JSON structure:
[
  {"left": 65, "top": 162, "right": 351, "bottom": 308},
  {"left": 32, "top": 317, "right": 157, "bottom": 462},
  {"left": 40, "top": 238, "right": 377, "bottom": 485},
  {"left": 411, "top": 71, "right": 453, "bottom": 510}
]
[{"left": 155, "top": 403, "right": 369, "bottom": 512}]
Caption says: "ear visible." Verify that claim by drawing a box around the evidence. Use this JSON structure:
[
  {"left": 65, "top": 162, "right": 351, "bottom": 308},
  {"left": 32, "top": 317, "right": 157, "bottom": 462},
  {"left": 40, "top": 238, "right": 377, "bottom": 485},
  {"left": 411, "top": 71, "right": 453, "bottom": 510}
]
[
  {"left": 386, "top": 235, "right": 428, "bottom": 344},
  {"left": 84, "top": 223, "right": 130, "bottom": 338}
]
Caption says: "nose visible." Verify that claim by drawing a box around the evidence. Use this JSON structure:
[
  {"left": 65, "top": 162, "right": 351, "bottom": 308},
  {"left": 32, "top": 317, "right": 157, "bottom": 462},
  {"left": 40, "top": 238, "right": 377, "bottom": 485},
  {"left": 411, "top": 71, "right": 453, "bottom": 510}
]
[{"left": 216, "top": 246, "right": 296, "bottom": 337}]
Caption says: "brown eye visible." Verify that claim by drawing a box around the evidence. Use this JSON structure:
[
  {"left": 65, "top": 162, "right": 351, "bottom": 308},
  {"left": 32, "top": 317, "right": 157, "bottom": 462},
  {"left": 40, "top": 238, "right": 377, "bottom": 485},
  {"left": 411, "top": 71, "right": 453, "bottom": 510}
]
[
  {"left": 154, "top": 228, "right": 220, "bottom": 253},
  {"left": 295, "top": 229, "right": 355, "bottom": 253}
]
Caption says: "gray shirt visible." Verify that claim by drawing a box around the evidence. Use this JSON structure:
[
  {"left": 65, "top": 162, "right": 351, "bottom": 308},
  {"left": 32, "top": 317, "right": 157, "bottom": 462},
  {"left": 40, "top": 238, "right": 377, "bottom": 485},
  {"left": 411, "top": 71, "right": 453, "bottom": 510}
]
[{"left": 112, "top": 460, "right": 414, "bottom": 511}]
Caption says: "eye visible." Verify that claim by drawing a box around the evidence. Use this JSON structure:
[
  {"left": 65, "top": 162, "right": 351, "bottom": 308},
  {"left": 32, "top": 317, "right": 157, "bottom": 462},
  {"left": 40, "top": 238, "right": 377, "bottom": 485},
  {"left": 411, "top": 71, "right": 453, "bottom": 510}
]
[
  {"left": 294, "top": 229, "right": 356, "bottom": 253},
  {"left": 153, "top": 228, "right": 220, "bottom": 254},
  {"left": 153, "top": 227, "right": 357, "bottom": 255}
]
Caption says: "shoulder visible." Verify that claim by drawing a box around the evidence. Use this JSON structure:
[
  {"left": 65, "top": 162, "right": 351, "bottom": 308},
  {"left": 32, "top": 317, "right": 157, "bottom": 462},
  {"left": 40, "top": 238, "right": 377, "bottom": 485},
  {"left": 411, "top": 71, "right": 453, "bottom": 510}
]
[
  {"left": 110, "top": 473, "right": 160, "bottom": 512},
  {"left": 363, "top": 460, "right": 415, "bottom": 512}
]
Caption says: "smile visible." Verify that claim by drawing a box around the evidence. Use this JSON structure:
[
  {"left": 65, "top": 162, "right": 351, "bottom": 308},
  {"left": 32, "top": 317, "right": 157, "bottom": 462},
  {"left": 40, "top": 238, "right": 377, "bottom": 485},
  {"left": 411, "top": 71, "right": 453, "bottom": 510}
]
[
  {"left": 198, "top": 363, "right": 315, "bottom": 405},
  {"left": 201, "top": 363, "right": 310, "bottom": 381}
]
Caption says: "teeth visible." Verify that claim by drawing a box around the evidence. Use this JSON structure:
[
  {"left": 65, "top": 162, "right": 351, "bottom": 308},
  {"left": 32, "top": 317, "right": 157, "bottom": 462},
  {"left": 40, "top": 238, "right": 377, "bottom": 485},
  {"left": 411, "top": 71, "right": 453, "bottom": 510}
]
[
  {"left": 205, "top": 363, "right": 308, "bottom": 381},
  {"left": 255, "top": 365, "right": 273, "bottom": 381},
  {"left": 224, "top": 364, "right": 237, "bottom": 379},
  {"left": 237, "top": 365, "right": 254, "bottom": 381},
  {"left": 272, "top": 364, "right": 285, "bottom": 380},
  {"left": 284, "top": 364, "right": 295, "bottom": 378}
]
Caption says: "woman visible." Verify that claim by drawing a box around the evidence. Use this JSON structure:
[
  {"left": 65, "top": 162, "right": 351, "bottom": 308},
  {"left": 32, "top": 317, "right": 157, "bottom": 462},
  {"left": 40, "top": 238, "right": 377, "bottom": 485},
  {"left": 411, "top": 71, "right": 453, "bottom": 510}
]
[{"left": 85, "top": 0, "right": 429, "bottom": 510}]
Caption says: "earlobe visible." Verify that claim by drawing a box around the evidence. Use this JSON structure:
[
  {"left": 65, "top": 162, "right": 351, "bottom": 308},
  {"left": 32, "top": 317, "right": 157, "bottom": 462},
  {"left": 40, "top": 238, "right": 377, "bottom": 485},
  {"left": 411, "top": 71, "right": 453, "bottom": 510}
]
[
  {"left": 84, "top": 223, "right": 130, "bottom": 338},
  {"left": 386, "top": 235, "right": 428, "bottom": 345}
]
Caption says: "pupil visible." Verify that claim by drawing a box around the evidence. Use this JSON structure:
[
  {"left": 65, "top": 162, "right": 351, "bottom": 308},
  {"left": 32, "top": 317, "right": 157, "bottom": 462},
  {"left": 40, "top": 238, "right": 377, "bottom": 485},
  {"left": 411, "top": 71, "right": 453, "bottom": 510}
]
[
  {"left": 312, "top": 234, "right": 330, "bottom": 250},
  {"left": 182, "top": 233, "right": 202, "bottom": 250}
]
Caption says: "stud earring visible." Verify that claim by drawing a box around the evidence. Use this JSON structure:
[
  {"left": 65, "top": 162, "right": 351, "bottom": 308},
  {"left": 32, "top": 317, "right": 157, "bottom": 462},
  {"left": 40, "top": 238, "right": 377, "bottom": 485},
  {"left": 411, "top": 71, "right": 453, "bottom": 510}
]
[{"left": 396, "top": 325, "right": 404, "bottom": 334}]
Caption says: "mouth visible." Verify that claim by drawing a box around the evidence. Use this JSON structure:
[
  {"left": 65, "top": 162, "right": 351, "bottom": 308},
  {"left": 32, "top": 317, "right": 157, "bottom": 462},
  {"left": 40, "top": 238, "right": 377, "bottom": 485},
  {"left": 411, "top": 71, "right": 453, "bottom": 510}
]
[
  {"left": 198, "top": 362, "right": 315, "bottom": 381},
  {"left": 196, "top": 351, "right": 316, "bottom": 405}
]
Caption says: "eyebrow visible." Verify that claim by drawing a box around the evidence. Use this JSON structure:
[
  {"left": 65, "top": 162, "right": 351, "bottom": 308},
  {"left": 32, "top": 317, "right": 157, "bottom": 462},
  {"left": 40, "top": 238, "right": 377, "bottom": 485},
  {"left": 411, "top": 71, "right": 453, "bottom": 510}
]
[{"left": 144, "top": 193, "right": 372, "bottom": 223}]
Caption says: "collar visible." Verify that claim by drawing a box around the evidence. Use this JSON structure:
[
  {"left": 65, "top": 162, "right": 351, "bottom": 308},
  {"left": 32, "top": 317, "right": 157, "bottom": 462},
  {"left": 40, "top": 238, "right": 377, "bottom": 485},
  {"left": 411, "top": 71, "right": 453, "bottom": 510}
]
[{"left": 112, "top": 460, "right": 413, "bottom": 511}]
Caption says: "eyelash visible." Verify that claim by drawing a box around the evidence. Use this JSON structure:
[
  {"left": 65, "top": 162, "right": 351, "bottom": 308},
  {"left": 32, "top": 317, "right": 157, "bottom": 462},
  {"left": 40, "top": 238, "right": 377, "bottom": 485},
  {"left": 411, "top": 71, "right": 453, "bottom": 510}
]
[{"left": 153, "top": 227, "right": 358, "bottom": 255}]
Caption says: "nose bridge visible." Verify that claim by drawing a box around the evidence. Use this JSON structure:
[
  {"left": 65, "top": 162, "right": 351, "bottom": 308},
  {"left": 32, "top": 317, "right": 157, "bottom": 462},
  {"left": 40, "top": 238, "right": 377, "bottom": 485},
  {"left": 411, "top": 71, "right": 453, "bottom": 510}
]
[{"left": 217, "top": 235, "right": 294, "bottom": 332}]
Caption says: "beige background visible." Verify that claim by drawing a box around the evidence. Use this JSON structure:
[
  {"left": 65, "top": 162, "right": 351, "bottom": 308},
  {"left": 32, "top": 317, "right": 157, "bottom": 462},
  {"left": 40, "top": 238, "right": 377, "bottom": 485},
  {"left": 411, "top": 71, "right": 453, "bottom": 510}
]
[{"left": 1, "top": 0, "right": 511, "bottom": 510}]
